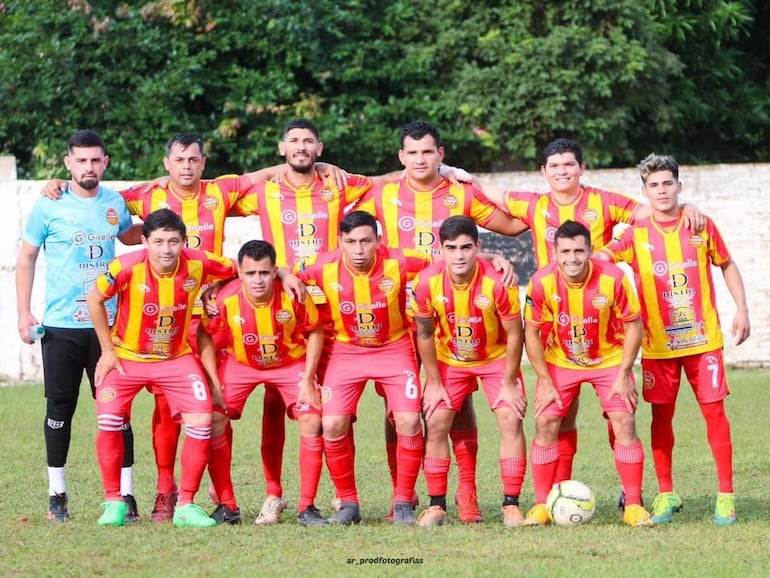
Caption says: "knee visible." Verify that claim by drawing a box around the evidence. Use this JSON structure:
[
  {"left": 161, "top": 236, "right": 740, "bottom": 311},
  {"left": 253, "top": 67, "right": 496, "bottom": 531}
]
[
  {"left": 323, "top": 417, "right": 349, "bottom": 439},
  {"left": 46, "top": 398, "right": 78, "bottom": 421}
]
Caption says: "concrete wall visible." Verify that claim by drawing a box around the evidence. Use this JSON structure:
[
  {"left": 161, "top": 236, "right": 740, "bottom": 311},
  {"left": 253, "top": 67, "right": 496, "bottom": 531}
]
[{"left": 3, "top": 158, "right": 768, "bottom": 382}]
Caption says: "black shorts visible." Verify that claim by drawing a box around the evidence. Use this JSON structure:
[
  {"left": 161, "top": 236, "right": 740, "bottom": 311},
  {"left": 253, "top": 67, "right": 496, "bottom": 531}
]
[{"left": 41, "top": 327, "right": 102, "bottom": 400}]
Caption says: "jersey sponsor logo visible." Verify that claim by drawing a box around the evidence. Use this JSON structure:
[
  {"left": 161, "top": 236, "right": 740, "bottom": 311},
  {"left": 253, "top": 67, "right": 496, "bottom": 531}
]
[
  {"left": 275, "top": 309, "right": 292, "bottom": 324},
  {"left": 653, "top": 261, "right": 669, "bottom": 276},
  {"left": 71, "top": 231, "right": 115, "bottom": 245},
  {"left": 688, "top": 234, "right": 704, "bottom": 248},
  {"left": 378, "top": 278, "right": 396, "bottom": 293},
  {"left": 474, "top": 295, "right": 491, "bottom": 309},
  {"left": 106, "top": 207, "right": 119, "bottom": 225},
  {"left": 442, "top": 195, "right": 459, "bottom": 209},
  {"left": 320, "top": 386, "right": 332, "bottom": 404},
  {"left": 339, "top": 301, "right": 356, "bottom": 314},
  {"left": 398, "top": 216, "right": 416, "bottom": 231},
  {"left": 183, "top": 277, "right": 199, "bottom": 292},
  {"left": 545, "top": 226, "right": 557, "bottom": 243},
  {"left": 186, "top": 235, "right": 203, "bottom": 249},
  {"left": 203, "top": 196, "right": 220, "bottom": 211},
  {"left": 557, "top": 312, "right": 570, "bottom": 326},
  {"left": 98, "top": 387, "right": 117, "bottom": 402},
  {"left": 642, "top": 370, "right": 655, "bottom": 389},
  {"left": 143, "top": 303, "right": 159, "bottom": 316},
  {"left": 282, "top": 210, "right": 298, "bottom": 225},
  {"left": 243, "top": 333, "right": 259, "bottom": 345},
  {"left": 591, "top": 293, "right": 609, "bottom": 310}
]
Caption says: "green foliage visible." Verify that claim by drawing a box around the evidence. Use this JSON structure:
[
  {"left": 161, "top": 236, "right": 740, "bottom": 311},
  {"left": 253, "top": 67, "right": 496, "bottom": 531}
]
[{"left": 0, "top": 0, "right": 768, "bottom": 179}]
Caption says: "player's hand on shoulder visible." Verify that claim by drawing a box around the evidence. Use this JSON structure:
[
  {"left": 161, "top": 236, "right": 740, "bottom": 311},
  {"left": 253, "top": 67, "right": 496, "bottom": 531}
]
[
  {"left": 492, "top": 255, "right": 518, "bottom": 287},
  {"left": 202, "top": 283, "right": 222, "bottom": 317},
  {"left": 41, "top": 179, "right": 67, "bottom": 200},
  {"left": 316, "top": 162, "right": 350, "bottom": 191}
]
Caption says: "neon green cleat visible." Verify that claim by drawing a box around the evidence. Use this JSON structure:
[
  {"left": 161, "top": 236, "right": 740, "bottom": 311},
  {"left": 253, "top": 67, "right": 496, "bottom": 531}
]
[
  {"left": 650, "top": 492, "right": 683, "bottom": 524},
  {"left": 713, "top": 492, "right": 736, "bottom": 526},
  {"left": 98, "top": 500, "right": 128, "bottom": 527},
  {"left": 521, "top": 504, "right": 551, "bottom": 527},
  {"left": 173, "top": 503, "right": 217, "bottom": 528},
  {"left": 624, "top": 504, "right": 654, "bottom": 527}
]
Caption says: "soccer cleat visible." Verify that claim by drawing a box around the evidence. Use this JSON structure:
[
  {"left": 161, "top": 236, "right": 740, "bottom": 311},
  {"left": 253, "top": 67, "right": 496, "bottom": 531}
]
[
  {"left": 502, "top": 504, "right": 524, "bottom": 528},
  {"left": 624, "top": 504, "right": 654, "bottom": 527},
  {"left": 173, "top": 503, "right": 217, "bottom": 528},
  {"left": 650, "top": 492, "right": 683, "bottom": 524},
  {"left": 254, "top": 495, "right": 288, "bottom": 525},
  {"left": 455, "top": 489, "right": 483, "bottom": 523},
  {"left": 385, "top": 492, "right": 420, "bottom": 522},
  {"left": 123, "top": 494, "right": 140, "bottom": 524},
  {"left": 713, "top": 492, "right": 736, "bottom": 526},
  {"left": 297, "top": 505, "right": 329, "bottom": 527},
  {"left": 151, "top": 491, "right": 177, "bottom": 523},
  {"left": 47, "top": 492, "right": 70, "bottom": 522},
  {"left": 392, "top": 501, "right": 417, "bottom": 526},
  {"left": 327, "top": 502, "right": 362, "bottom": 525},
  {"left": 210, "top": 504, "right": 242, "bottom": 525},
  {"left": 98, "top": 500, "right": 128, "bottom": 527},
  {"left": 521, "top": 504, "right": 551, "bottom": 527},
  {"left": 417, "top": 505, "right": 448, "bottom": 527}
]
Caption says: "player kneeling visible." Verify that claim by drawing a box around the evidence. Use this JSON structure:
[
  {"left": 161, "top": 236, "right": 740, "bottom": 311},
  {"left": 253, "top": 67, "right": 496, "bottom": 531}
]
[{"left": 198, "top": 240, "right": 328, "bottom": 527}]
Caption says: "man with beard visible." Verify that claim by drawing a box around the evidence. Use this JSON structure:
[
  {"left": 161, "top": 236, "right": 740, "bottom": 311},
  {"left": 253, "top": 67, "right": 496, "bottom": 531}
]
[{"left": 16, "top": 130, "right": 141, "bottom": 522}]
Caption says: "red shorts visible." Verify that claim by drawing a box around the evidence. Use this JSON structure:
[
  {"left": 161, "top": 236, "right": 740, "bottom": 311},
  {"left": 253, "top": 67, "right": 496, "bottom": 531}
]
[
  {"left": 433, "top": 358, "right": 525, "bottom": 412},
  {"left": 642, "top": 348, "right": 729, "bottom": 404},
  {"left": 96, "top": 354, "right": 211, "bottom": 420},
  {"left": 541, "top": 364, "right": 637, "bottom": 417},
  {"left": 217, "top": 354, "right": 319, "bottom": 420},
  {"left": 321, "top": 336, "right": 421, "bottom": 417}
]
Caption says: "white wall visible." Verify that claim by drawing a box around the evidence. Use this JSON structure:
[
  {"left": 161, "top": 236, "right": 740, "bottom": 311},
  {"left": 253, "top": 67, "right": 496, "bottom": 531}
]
[{"left": 3, "top": 158, "right": 768, "bottom": 382}]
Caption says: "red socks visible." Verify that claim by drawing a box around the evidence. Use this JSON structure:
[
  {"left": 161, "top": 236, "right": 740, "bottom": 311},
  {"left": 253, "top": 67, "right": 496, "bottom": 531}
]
[
  {"left": 298, "top": 435, "right": 324, "bottom": 511},
  {"left": 423, "top": 456, "right": 451, "bottom": 497},
  {"left": 614, "top": 440, "right": 644, "bottom": 506},
  {"left": 208, "top": 434, "right": 236, "bottom": 509},
  {"left": 500, "top": 456, "right": 527, "bottom": 497},
  {"left": 394, "top": 432, "right": 424, "bottom": 502},
  {"left": 530, "top": 443, "right": 559, "bottom": 504},
  {"left": 177, "top": 425, "right": 211, "bottom": 505},
  {"left": 324, "top": 435, "right": 358, "bottom": 503},
  {"left": 700, "top": 401, "right": 734, "bottom": 493},
  {"left": 450, "top": 429, "right": 478, "bottom": 493},
  {"left": 554, "top": 429, "right": 577, "bottom": 483}
]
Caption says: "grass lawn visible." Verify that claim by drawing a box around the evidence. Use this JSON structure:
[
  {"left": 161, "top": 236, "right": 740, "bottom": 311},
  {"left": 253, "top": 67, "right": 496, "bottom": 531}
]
[{"left": 1, "top": 368, "right": 768, "bottom": 577}]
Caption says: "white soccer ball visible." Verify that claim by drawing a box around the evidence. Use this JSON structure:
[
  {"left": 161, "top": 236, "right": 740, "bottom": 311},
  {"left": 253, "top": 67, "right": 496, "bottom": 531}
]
[{"left": 546, "top": 480, "right": 596, "bottom": 526}]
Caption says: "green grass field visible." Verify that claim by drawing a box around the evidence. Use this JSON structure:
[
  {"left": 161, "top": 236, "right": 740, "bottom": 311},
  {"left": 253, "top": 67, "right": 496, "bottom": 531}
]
[{"left": 1, "top": 368, "right": 768, "bottom": 577}]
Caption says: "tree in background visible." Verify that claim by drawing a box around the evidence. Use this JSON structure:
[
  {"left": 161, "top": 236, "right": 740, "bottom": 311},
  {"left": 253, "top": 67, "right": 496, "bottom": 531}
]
[{"left": 0, "top": 0, "right": 767, "bottom": 179}]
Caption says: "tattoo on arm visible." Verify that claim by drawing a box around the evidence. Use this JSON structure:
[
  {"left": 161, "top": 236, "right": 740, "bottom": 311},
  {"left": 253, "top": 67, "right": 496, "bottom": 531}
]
[{"left": 415, "top": 317, "right": 435, "bottom": 340}]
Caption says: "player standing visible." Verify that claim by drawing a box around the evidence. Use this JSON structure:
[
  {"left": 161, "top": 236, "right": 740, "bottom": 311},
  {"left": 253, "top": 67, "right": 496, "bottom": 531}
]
[
  {"left": 15, "top": 130, "right": 140, "bottom": 522},
  {"left": 412, "top": 216, "right": 528, "bottom": 527},
  {"left": 295, "top": 211, "right": 431, "bottom": 525},
  {"left": 522, "top": 220, "right": 653, "bottom": 527},
  {"left": 355, "top": 120, "right": 525, "bottom": 522},
  {"left": 87, "top": 209, "right": 236, "bottom": 527},
  {"left": 600, "top": 154, "right": 750, "bottom": 525}
]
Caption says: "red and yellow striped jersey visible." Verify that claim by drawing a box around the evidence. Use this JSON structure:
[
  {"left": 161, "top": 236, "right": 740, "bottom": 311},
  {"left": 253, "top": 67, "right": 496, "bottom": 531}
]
[
  {"left": 95, "top": 248, "right": 236, "bottom": 362},
  {"left": 356, "top": 178, "right": 497, "bottom": 256},
  {"left": 295, "top": 245, "right": 431, "bottom": 347},
  {"left": 601, "top": 212, "right": 730, "bottom": 358},
  {"left": 121, "top": 175, "right": 253, "bottom": 254},
  {"left": 232, "top": 173, "right": 372, "bottom": 267},
  {"left": 202, "top": 278, "right": 320, "bottom": 369},
  {"left": 525, "top": 258, "right": 640, "bottom": 369},
  {"left": 505, "top": 186, "right": 639, "bottom": 269},
  {"left": 412, "top": 259, "right": 521, "bottom": 366}
]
